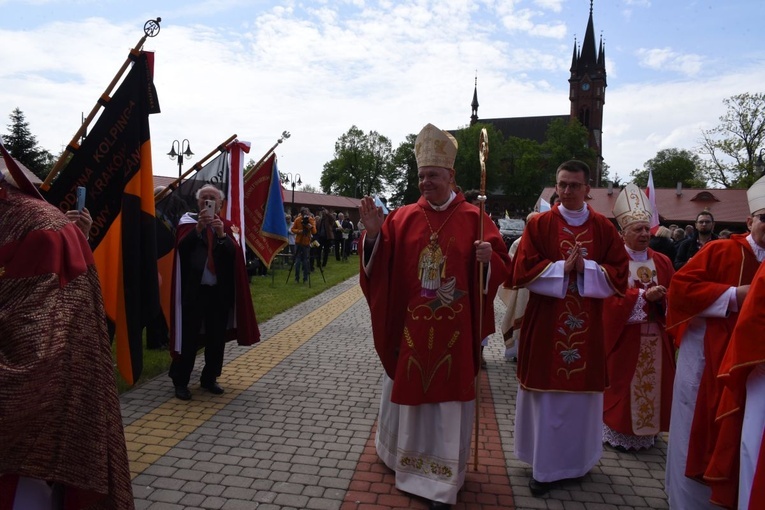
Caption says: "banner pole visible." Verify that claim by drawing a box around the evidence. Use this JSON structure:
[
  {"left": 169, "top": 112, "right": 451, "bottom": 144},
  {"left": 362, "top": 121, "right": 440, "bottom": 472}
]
[
  {"left": 243, "top": 131, "right": 291, "bottom": 181},
  {"left": 41, "top": 18, "right": 162, "bottom": 190},
  {"left": 154, "top": 134, "right": 238, "bottom": 203}
]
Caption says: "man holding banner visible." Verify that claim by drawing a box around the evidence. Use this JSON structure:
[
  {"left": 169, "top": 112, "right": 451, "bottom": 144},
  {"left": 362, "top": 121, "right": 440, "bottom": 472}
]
[{"left": 169, "top": 184, "right": 259, "bottom": 400}]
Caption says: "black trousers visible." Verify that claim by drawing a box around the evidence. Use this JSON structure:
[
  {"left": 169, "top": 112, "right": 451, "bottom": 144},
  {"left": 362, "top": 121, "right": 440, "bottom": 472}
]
[{"left": 169, "top": 284, "right": 228, "bottom": 387}]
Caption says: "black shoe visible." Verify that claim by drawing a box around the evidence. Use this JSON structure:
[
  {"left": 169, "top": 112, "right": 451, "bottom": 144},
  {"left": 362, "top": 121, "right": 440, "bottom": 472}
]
[
  {"left": 200, "top": 381, "right": 224, "bottom": 395},
  {"left": 529, "top": 478, "right": 553, "bottom": 496},
  {"left": 174, "top": 385, "right": 192, "bottom": 400},
  {"left": 428, "top": 501, "right": 451, "bottom": 510}
]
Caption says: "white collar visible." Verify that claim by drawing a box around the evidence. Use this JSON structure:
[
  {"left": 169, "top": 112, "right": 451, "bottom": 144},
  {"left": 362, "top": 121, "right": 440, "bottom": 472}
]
[
  {"left": 428, "top": 191, "right": 457, "bottom": 212},
  {"left": 558, "top": 204, "right": 590, "bottom": 227},
  {"left": 746, "top": 234, "right": 765, "bottom": 263},
  {"left": 625, "top": 245, "right": 648, "bottom": 262}
]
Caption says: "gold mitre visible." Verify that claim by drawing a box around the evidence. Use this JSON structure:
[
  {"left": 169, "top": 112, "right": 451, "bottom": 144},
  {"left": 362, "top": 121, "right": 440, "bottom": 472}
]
[
  {"left": 747, "top": 174, "right": 765, "bottom": 214},
  {"left": 414, "top": 123, "right": 458, "bottom": 169},
  {"left": 613, "top": 183, "right": 653, "bottom": 230}
]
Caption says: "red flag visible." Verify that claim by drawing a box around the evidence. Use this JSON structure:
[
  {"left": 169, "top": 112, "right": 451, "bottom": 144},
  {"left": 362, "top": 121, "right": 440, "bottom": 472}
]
[
  {"left": 243, "top": 153, "right": 289, "bottom": 267},
  {"left": 646, "top": 168, "right": 660, "bottom": 235}
]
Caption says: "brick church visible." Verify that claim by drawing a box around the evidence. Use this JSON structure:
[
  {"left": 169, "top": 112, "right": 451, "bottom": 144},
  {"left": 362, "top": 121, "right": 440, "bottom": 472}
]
[{"left": 468, "top": 0, "right": 607, "bottom": 188}]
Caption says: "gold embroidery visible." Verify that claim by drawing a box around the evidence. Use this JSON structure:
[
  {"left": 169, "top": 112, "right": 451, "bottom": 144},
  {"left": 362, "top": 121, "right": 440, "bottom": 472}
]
[
  {"left": 400, "top": 455, "right": 454, "bottom": 479},
  {"left": 403, "top": 325, "right": 460, "bottom": 393},
  {"left": 632, "top": 333, "right": 661, "bottom": 434}
]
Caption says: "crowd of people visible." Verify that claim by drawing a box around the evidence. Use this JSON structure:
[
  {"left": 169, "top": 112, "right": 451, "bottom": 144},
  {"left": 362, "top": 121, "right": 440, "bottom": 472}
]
[
  {"left": 358, "top": 123, "right": 765, "bottom": 509},
  {"left": 3, "top": 125, "right": 765, "bottom": 509}
]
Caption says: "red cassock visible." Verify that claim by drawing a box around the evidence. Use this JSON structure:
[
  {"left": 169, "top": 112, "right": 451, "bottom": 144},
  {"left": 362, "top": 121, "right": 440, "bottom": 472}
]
[
  {"left": 360, "top": 194, "right": 511, "bottom": 406},
  {"left": 602, "top": 249, "right": 676, "bottom": 437},
  {"left": 666, "top": 234, "right": 760, "bottom": 483},
  {"left": 704, "top": 261, "right": 765, "bottom": 509},
  {"left": 512, "top": 205, "right": 629, "bottom": 392}
]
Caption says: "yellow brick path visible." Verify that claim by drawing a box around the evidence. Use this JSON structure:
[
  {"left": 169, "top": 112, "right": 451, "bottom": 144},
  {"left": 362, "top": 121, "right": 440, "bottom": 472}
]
[{"left": 123, "top": 284, "right": 363, "bottom": 478}]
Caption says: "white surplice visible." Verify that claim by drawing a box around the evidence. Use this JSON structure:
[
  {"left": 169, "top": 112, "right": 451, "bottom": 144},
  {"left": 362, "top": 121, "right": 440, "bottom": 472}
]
[{"left": 375, "top": 374, "right": 474, "bottom": 505}]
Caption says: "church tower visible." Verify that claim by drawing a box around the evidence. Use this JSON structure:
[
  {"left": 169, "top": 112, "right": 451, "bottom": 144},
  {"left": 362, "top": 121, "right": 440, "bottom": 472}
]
[{"left": 569, "top": 0, "right": 607, "bottom": 186}]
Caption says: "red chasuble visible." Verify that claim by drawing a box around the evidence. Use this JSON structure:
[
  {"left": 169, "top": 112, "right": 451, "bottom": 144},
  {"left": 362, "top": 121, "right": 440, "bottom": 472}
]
[
  {"left": 704, "top": 261, "right": 765, "bottom": 509},
  {"left": 512, "top": 205, "right": 628, "bottom": 392},
  {"left": 666, "top": 234, "right": 759, "bottom": 483},
  {"left": 360, "top": 193, "right": 511, "bottom": 406},
  {"left": 171, "top": 216, "right": 260, "bottom": 354},
  {"left": 602, "top": 249, "right": 676, "bottom": 436}
]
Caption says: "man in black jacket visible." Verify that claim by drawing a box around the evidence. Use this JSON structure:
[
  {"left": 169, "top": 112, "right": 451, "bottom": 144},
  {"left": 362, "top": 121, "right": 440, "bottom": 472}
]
[{"left": 673, "top": 211, "right": 718, "bottom": 270}]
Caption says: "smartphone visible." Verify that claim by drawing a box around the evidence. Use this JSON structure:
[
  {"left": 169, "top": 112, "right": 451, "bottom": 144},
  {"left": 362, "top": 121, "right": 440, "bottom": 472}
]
[
  {"left": 204, "top": 199, "right": 215, "bottom": 214},
  {"left": 76, "top": 186, "right": 86, "bottom": 211}
]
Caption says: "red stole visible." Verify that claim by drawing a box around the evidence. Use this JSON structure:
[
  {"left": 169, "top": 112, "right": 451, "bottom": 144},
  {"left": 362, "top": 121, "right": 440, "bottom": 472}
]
[
  {"left": 512, "top": 205, "right": 629, "bottom": 392},
  {"left": 666, "top": 234, "right": 759, "bottom": 482}
]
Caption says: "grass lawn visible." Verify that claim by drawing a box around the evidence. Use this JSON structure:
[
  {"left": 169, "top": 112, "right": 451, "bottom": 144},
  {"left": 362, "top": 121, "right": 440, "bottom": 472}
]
[{"left": 115, "top": 253, "right": 361, "bottom": 393}]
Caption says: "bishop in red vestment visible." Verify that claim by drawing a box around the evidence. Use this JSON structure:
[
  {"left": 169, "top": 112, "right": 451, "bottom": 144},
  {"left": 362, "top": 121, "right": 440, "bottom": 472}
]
[
  {"left": 602, "top": 184, "right": 675, "bottom": 452},
  {"left": 358, "top": 123, "right": 511, "bottom": 510}
]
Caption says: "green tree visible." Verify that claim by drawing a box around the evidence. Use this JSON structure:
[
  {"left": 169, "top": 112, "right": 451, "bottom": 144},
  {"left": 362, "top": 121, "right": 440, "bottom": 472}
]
[
  {"left": 3, "top": 107, "right": 54, "bottom": 180},
  {"left": 452, "top": 123, "right": 506, "bottom": 193},
  {"left": 630, "top": 148, "right": 706, "bottom": 188},
  {"left": 320, "top": 126, "right": 393, "bottom": 198},
  {"left": 388, "top": 133, "right": 419, "bottom": 207},
  {"left": 699, "top": 92, "right": 765, "bottom": 188},
  {"left": 540, "top": 118, "right": 597, "bottom": 178}
]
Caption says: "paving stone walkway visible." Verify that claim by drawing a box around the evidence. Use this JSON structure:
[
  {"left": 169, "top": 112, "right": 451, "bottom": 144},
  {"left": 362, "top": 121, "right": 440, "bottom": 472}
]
[{"left": 123, "top": 275, "right": 670, "bottom": 510}]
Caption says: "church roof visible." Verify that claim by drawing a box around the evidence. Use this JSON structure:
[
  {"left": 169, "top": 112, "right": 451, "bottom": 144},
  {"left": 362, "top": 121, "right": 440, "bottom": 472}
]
[
  {"left": 475, "top": 115, "right": 570, "bottom": 144},
  {"left": 537, "top": 186, "right": 750, "bottom": 228}
]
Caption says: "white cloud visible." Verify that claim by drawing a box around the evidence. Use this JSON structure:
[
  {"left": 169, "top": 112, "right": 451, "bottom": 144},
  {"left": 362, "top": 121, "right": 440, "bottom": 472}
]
[{"left": 635, "top": 47, "right": 704, "bottom": 76}]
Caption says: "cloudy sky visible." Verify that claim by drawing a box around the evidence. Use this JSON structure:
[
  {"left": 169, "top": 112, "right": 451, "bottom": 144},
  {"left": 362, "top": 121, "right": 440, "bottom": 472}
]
[{"left": 2, "top": 0, "right": 764, "bottom": 191}]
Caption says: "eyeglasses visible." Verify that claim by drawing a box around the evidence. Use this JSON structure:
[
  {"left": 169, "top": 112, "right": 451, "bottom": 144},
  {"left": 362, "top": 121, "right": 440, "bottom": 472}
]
[
  {"left": 696, "top": 220, "right": 713, "bottom": 225},
  {"left": 556, "top": 182, "right": 584, "bottom": 191}
]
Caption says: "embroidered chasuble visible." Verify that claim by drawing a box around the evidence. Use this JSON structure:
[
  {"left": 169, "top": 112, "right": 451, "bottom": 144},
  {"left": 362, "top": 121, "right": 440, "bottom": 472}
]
[
  {"left": 512, "top": 205, "right": 629, "bottom": 393},
  {"left": 360, "top": 193, "right": 511, "bottom": 406},
  {"left": 603, "top": 248, "right": 675, "bottom": 437},
  {"left": 666, "top": 234, "right": 760, "bottom": 483}
]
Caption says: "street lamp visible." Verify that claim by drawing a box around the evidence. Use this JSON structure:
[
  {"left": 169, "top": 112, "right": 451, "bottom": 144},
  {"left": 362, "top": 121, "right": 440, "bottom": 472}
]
[
  {"left": 167, "top": 139, "right": 194, "bottom": 180},
  {"left": 756, "top": 149, "right": 765, "bottom": 177},
  {"left": 282, "top": 172, "right": 302, "bottom": 215}
]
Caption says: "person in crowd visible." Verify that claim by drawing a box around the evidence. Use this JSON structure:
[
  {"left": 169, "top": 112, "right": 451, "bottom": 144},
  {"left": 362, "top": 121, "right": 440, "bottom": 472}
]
[
  {"left": 499, "top": 211, "right": 538, "bottom": 362},
  {"left": 718, "top": 229, "right": 732, "bottom": 239},
  {"left": 685, "top": 224, "right": 695, "bottom": 238},
  {"left": 334, "top": 212, "right": 346, "bottom": 261},
  {"left": 338, "top": 212, "right": 353, "bottom": 261},
  {"left": 649, "top": 225, "right": 677, "bottom": 261},
  {"left": 0, "top": 145, "right": 134, "bottom": 508},
  {"left": 672, "top": 227, "right": 686, "bottom": 247},
  {"left": 169, "top": 184, "right": 260, "bottom": 400},
  {"left": 511, "top": 159, "right": 629, "bottom": 496},
  {"left": 704, "top": 248, "right": 765, "bottom": 510},
  {"left": 602, "top": 184, "right": 675, "bottom": 452},
  {"left": 291, "top": 207, "right": 316, "bottom": 283},
  {"left": 664, "top": 176, "right": 765, "bottom": 509},
  {"left": 674, "top": 211, "right": 718, "bottom": 270},
  {"left": 358, "top": 123, "right": 511, "bottom": 509},
  {"left": 316, "top": 207, "right": 335, "bottom": 268}
]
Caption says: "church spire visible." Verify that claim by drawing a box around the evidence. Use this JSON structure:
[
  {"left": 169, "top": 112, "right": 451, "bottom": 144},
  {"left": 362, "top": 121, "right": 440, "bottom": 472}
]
[
  {"left": 578, "top": 1, "right": 597, "bottom": 71},
  {"left": 470, "top": 73, "right": 479, "bottom": 126}
]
